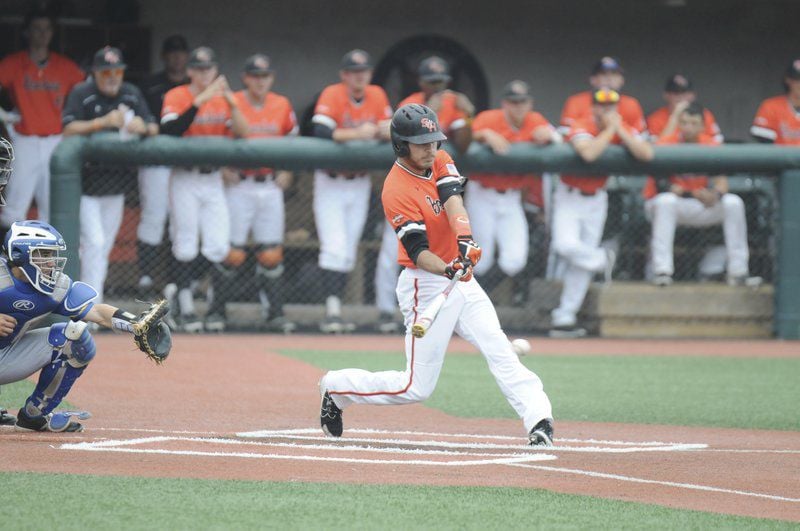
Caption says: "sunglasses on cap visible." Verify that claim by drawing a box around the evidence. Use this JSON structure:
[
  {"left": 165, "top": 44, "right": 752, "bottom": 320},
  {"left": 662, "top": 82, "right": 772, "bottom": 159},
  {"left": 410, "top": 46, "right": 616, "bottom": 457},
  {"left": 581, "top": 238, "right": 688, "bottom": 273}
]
[
  {"left": 97, "top": 68, "right": 125, "bottom": 78},
  {"left": 592, "top": 89, "right": 620, "bottom": 104}
]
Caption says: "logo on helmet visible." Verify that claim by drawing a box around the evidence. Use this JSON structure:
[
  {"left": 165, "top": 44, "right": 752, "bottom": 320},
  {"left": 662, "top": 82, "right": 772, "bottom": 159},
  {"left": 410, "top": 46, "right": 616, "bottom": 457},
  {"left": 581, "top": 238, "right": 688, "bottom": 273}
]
[
  {"left": 420, "top": 118, "right": 437, "bottom": 132},
  {"left": 13, "top": 299, "right": 35, "bottom": 311}
]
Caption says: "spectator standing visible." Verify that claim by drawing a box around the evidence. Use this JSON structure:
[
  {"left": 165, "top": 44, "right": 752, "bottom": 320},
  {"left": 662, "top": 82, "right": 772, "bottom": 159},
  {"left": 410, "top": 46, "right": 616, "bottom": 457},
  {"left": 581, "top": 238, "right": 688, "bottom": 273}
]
[
  {"left": 0, "top": 8, "right": 83, "bottom": 227},
  {"left": 160, "top": 46, "right": 248, "bottom": 332},
  {"left": 647, "top": 74, "right": 723, "bottom": 142},
  {"left": 751, "top": 59, "right": 800, "bottom": 145},
  {"left": 550, "top": 89, "right": 653, "bottom": 337},
  {"left": 645, "top": 103, "right": 753, "bottom": 287},
  {"left": 311, "top": 49, "right": 392, "bottom": 333},
  {"left": 61, "top": 47, "right": 158, "bottom": 304},
  {"left": 135, "top": 35, "right": 190, "bottom": 296}
]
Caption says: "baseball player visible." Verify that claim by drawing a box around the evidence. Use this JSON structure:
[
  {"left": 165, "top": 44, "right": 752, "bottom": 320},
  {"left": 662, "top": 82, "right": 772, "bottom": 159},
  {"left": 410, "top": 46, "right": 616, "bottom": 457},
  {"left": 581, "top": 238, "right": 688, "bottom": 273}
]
[
  {"left": 751, "top": 59, "right": 800, "bottom": 146},
  {"left": 645, "top": 103, "right": 752, "bottom": 287},
  {"left": 551, "top": 89, "right": 653, "bottom": 338},
  {"left": 467, "top": 80, "right": 558, "bottom": 294},
  {"left": 0, "top": 220, "right": 164, "bottom": 431},
  {"left": 311, "top": 49, "right": 392, "bottom": 333},
  {"left": 135, "top": 35, "right": 190, "bottom": 296},
  {"left": 0, "top": 8, "right": 83, "bottom": 228},
  {"left": 647, "top": 74, "right": 723, "bottom": 142},
  {"left": 319, "top": 104, "right": 554, "bottom": 446},
  {"left": 212, "top": 54, "right": 298, "bottom": 333},
  {"left": 61, "top": 47, "right": 158, "bottom": 306},
  {"left": 374, "top": 56, "right": 474, "bottom": 333},
  {"left": 160, "top": 46, "right": 248, "bottom": 332},
  {"left": 560, "top": 56, "right": 645, "bottom": 136}
]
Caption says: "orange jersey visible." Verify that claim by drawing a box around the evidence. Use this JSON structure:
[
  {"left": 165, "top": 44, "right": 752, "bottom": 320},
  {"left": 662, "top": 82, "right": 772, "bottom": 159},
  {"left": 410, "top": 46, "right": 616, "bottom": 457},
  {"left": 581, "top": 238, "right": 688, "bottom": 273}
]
[
  {"left": 313, "top": 83, "right": 392, "bottom": 129},
  {"left": 642, "top": 132, "right": 718, "bottom": 199},
  {"left": 751, "top": 95, "right": 800, "bottom": 145},
  {"left": 398, "top": 91, "right": 467, "bottom": 132},
  {"left": 235, "top": 90, "right": 297, "bottom": 176},
  {"left": 561, "top": 118, "right": 643, "bottom": 194},
  {"left": 560, "top": 91, "right": 645, "bottom": 133},
  {"left": 647, "top": 106, "right": 722, "bottom": 141},
  {"left": 471, "top": 109, "right": 554, "bottom": 191},
  {"left": 161, "top": 84, "right": 231, "bottom": 136},
  {"left": 382, "top": 151, "right": 461, "bottom": 268},
  {"left": 0, "top": 51, "right": 83, "bottom": 135}
]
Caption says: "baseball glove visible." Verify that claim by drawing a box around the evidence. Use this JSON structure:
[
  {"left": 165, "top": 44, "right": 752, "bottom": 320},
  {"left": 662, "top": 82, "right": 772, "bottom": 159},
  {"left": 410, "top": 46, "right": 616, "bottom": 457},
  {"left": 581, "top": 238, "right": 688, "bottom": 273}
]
[{"left": 132, "top": 299, "right": 172, "bottom": 364}]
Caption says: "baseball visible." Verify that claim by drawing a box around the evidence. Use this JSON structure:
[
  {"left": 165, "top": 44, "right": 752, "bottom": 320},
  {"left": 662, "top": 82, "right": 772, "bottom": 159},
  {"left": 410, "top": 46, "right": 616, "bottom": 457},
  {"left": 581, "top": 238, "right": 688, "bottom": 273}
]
[{"left": 511, "top": 338, "right": 531, "bottom": 357}]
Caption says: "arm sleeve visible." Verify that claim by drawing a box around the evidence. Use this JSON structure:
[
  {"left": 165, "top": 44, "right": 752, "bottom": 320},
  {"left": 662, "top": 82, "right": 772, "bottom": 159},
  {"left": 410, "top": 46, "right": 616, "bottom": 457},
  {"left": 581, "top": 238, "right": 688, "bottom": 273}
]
[
  {"left": 385, "top": 195, "right": 429, "bottom": 264},
  {"left": 61, "top": 87, "right": 85, "bottom": 126},
  {"left": 160, "top": 105, "right": 198, "bottom": 136},
  {"left": 751, "top": 102, "right": 777, "bottom": 142},
  {"left": 312, "top": 122, "right": 334, "bottom": 139}
]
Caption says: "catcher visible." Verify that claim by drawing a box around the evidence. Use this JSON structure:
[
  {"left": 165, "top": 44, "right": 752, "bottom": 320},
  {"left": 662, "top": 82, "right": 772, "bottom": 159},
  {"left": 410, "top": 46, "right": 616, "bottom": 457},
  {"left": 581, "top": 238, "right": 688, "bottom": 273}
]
[{"left": 0, "top": 220, "right": 171, "bottom": 432}]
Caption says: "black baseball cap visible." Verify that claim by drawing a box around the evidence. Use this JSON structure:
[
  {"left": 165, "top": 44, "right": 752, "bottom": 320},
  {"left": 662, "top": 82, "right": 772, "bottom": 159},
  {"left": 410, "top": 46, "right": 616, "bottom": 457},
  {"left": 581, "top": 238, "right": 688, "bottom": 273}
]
[
  {"left": 92, "top": 46, "right": 126, "bottom": 71},
  {"left": 340, "top": 49, "right": 371, "bottom": 71},
  {"left": 665, "top": 73, "right": 693, "bottom": 93},
  {"left": 162, "top": 34, "right": 189, "bottom": 54},
  {"left": 785, "top": 59, "right": 800, "bottom": 80},
  {"left": 187, "top": 46, "right": 218, "bottom": 69},
  {"left": 418, "top": 56, "right": 451, "bottom": 83},
  {"left": 592, "top": 56, "right": 623, "bottom": 75},
  {"left": 502, "top": 80, "right": 532, "bottom": 102},
  {"left": 244, "top": 54, "right": 273, "bottom": 75}
]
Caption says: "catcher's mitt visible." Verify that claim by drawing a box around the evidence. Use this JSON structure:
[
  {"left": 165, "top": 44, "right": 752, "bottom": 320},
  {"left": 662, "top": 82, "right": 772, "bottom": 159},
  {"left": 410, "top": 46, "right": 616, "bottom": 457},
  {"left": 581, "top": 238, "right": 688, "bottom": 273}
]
[{"left": 132, "top": 299, "right": 172, "bottom": 364}]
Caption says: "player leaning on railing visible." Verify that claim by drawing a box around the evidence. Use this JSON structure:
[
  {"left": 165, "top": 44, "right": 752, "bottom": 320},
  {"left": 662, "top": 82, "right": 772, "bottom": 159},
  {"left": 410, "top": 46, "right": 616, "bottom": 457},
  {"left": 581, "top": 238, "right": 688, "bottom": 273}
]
[{"left": 318, "top": 104, "right": 554, "bottom": 446}]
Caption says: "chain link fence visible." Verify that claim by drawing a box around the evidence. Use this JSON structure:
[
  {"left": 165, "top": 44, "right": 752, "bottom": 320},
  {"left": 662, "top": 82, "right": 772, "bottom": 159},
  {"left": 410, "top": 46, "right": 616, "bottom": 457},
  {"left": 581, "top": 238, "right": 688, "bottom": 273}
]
[{"left": 75, "top": 153, "right": 777, "bottom": 336}]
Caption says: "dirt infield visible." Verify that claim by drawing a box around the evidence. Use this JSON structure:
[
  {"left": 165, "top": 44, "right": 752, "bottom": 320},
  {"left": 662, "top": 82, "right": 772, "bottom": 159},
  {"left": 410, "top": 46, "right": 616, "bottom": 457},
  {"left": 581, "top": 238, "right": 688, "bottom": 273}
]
[{"left": 1, "top": 334, "right": 798, "bottom": 522}]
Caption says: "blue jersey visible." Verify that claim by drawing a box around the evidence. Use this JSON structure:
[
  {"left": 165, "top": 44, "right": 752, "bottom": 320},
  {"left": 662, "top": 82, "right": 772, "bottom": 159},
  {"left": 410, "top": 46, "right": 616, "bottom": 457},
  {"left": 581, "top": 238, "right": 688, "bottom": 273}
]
[{"left": 0, "top": 259, "right": 95, "bottom": 349}]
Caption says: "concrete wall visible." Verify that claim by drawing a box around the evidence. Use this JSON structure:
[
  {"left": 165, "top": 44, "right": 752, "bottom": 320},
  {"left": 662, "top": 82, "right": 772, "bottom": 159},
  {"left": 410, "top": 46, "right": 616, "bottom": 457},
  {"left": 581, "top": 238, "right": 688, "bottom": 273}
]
[{"left": 140, "top": 0, "right": 799, "bottom": 141}]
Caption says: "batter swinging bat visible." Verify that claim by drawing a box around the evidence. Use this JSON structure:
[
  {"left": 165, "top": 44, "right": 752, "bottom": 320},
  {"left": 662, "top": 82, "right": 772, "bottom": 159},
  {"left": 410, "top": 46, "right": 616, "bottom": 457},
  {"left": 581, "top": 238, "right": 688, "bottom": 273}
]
[{"left": 411, "top": 269, "right": 465, "bottom": 338}]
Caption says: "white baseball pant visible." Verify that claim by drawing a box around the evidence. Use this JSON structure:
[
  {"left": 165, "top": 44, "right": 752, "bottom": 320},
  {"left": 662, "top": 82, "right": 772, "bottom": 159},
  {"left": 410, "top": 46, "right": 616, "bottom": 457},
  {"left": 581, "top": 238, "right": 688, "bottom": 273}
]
[
  {"left": 226, "top": 178, "right": 285, "bottom": 246},
  {"left": 136, "top": 166, "right": 171, "bottom": 245},
  {"left": 374, "top": 221, "right": 399, "bottom": 314},
  {"left": 0, "top": 131, "right": 61, "bottom": 225},
  {"left": 312, "top": 170, "right": 370, "bottom": 272},
  {"left": 550, "top": 182, "right": 608, "bottom": 327},
  {"left": 169, "top": 169, "right": 230, "bottom": 263},
  {"left": 465, "top": 180, "right": 529, "bottom": 277},
  {"left": 323, "top": 267, "right": 553, "bottom": 433},
  {"left": 79, "top": 194, "right": 124, "bottom": 304},
  {"left": 645, "top": 192, "right": 750, "bottom": 277}
]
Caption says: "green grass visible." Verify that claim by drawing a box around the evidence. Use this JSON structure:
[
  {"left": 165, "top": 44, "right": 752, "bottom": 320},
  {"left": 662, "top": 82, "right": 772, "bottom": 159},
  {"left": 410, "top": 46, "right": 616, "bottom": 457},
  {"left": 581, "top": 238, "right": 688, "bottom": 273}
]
[
  {"left": 1, "top": 472, "right": 794, "bottom": 530},
  {"left": 284, "top": 349, "right": 800, "bottom": 431},
  {"left": 0, "top": 380, "right": 75, "bottom": 413}
]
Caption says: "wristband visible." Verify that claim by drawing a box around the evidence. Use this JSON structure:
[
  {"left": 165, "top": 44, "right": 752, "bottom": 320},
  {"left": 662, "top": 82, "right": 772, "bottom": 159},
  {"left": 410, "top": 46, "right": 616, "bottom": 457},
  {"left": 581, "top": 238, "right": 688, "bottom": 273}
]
[{"left": 111, "top": 308, "right": 137, "bottom": 334}]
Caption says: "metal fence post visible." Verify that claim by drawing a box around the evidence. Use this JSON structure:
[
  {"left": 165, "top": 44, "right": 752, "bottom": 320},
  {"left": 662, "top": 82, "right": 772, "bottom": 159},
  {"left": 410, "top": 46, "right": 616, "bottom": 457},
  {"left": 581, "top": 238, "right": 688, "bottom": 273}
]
[
  {"left": 777, "top": 170, "right": 800, "bottom": 339},
  {"left": 49, "top": 136, "right": 85, "bottom": 280}
]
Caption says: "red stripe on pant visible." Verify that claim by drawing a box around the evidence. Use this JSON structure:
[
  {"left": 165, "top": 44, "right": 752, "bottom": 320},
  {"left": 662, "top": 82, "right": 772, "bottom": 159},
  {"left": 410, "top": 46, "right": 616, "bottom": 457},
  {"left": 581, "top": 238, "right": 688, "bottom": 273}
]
[{"left": 331, "top": 278, "right": 418, "bottom": 397}]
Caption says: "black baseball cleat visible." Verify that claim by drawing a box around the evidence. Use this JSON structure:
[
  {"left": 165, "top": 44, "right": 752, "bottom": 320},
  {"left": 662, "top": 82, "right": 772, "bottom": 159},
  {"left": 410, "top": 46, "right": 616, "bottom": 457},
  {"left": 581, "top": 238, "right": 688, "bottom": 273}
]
[
  {"left": 14, "top": 408, "right": 84, "bottom": 433},
  {"left": 528, "top": 418, "right": 554, "bottom": 447},
  {"left": 320, "top": 390, "right": 343, "bottom": 437},
  {"left": 0, "top": 408, "right": 17, "bottom": 426}
]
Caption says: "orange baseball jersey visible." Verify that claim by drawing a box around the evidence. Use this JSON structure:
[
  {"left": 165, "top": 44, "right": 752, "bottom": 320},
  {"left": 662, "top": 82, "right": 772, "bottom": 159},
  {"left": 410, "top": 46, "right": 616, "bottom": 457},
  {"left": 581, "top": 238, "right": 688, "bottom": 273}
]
[
  {"left": 470, "top": 109, "right": 554, "bottom": 191},
  {"left": 647, "top": 106, "right": 722, "bottom": 142},
  {"left": 0, "top": 51, "right": 83, "bottom": 136},
  {"left": 313, "top": 83, "right": 392, "bottom": 129},
  {"left": 382, "top": 150, "right": 461, "bottom": 268},
  {"left": 235, "top": 90, "right": 297, "bottom": 176},
  {"left": 560, "top": 91, "right": 645, "bottom": 133},
  {"left": 751, "top": 95, "right": 800, "bottom": 145},
  {"left": 642, "top": 131, "right": 719, "bottom": 199},
  {"left": 398, "top": 91, "right": 467, "bottom": 132},
  {"left": 561, "top": 118, "right": 643, "bottom": 194},
  {"left": 161, "top": 84, "right": 231, "bottom": 136}
]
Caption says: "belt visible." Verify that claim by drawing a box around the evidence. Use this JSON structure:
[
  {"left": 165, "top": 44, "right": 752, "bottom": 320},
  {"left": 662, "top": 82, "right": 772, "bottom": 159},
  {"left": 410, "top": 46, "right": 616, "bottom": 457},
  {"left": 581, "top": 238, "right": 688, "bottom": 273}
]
[
  {"left": 565, "top": 185, "right": 597, "bottom": 197},
  {"left": 240, "top": 172, "right": 274, "bottom": 183},
  {"left": 178, "top": 166, "right": 217, "bottom": 174},
  {"left": 324, "top": 171, "right": 363, "bottom": 181}
]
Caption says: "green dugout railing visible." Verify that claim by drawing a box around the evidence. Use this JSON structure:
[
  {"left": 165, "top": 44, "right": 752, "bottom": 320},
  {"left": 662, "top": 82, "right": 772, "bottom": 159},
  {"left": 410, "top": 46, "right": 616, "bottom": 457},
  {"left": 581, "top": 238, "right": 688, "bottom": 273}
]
[{"left": 50, "top": 135, "right": 800, "bottom": 339}]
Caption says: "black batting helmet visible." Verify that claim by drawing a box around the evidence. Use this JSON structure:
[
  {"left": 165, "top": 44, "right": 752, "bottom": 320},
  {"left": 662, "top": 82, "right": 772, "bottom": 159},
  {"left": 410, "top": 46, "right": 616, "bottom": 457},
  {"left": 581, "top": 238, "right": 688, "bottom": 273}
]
[
  {"left": 390, "top": 104, "right": 447, "bottom": 158},
  {"left": 0, "top": 137, "right": 13, "bottom": 206}
]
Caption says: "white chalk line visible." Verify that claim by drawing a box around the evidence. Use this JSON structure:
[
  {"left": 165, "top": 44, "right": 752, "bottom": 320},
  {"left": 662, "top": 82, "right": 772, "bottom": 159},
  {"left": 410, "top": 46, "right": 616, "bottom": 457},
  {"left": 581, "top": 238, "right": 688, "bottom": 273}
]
[
  {"left": 59, "top": 436, "right": 556, "bottom": 466},
  {"left": 507, "top": 463, "right": 800, "bottom": 503}
]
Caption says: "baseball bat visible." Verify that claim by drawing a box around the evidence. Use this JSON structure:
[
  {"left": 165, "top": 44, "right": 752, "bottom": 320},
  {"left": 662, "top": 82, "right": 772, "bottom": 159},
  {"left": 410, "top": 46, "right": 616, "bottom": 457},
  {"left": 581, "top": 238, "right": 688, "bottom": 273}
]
[{"left": 411, "top": 269, "right": 464, "bottom": 338}]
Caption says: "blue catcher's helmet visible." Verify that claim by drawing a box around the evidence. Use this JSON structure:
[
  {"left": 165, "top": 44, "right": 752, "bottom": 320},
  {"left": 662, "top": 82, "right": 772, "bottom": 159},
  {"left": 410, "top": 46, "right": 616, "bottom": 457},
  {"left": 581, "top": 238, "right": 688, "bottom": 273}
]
[
  {"left": 4, "top": 220, "right": 67, "bottom": 294},
  {"left": 0, "top": 137, "right": 12, "bottom": 206}
]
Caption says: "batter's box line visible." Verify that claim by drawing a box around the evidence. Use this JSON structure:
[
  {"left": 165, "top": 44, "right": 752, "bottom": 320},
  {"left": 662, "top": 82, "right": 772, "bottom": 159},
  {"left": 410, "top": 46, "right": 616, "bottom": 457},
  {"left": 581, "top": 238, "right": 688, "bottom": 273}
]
[{"left": 59, "top": 436, "right": 557, "bottom": 467}]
